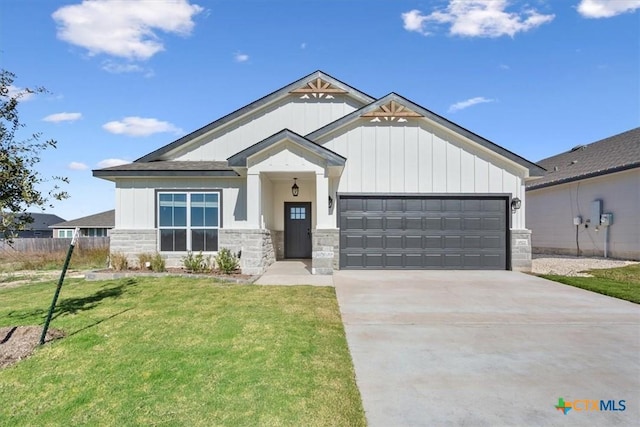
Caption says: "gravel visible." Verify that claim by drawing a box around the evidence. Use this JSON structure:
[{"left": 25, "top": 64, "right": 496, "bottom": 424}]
[{"left": 531, "top": 254, "right": 638, "bottom": 276}]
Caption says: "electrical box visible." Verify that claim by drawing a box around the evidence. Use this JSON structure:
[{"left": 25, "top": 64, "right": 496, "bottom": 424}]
[
  {"left": 591, "top": 200, "right": 602, "bottom": 225},
  {"left": 573, "top": 216, "right": 582, "bottom": 225},
  {"left": 600, "top": 213, "right": 613, "bottom": 226}
]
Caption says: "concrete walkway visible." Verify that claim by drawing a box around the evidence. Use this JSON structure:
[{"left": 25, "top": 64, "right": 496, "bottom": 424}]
[
  {"left": 334, "top": 270, "right": 640, "bottom": 426},
  {"left": 253, "top": 260, "right": 334, "bottom": 286}
]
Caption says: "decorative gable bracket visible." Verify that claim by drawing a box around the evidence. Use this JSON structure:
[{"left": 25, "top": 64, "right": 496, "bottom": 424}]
[
  {"left": 290, "top": 78, "right": 348, "bottom": 99},
  {"left": 361, "top": 100, "right": 423, "bottom": 122}
]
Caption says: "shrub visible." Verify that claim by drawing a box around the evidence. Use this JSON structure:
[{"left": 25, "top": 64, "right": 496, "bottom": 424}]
[
  {"left": 215, "top": 248, "right": 239, "bottom": 274},
  {"left": 182, "top": 251, "right": 211, "bottom": 273},
  {"left": 110, "top": 252, "right": 129, "bottom": 271},
  {"left": 150, "top": 252, "right": 166, "bottom": 272},
  {"left": 137, "top": 253, "right": 153, "bottom": 270}
]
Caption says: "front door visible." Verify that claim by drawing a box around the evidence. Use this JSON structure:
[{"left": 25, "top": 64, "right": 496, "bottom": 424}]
[{"left": 285, "top": 202, "right": 312, "bottom": 258}]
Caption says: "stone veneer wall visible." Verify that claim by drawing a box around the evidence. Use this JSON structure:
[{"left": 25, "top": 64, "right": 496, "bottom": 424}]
[
  {"left": 109, "top": 229, "right": 157, "bottom": 268},
  {"left": 312, "top": 229, "right": 339, "bottom": 275},
  {"left": 511, "top": 229, "right": 532, "bottom": 272},
  {"left": 272, "top": 230, "right": 284, "bottom": 260},
  {"left": 219, "top": 229, "right": 275, "bottom": 275}
]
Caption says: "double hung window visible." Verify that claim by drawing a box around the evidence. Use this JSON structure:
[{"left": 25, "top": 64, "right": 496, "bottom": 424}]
[{"left": 158, "top": 191, "right": 220, "bottom": 252}]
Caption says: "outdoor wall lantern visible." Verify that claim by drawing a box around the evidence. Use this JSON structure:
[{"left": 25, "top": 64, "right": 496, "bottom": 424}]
[
  {"left": 328, "top": 195, "right": 333, "bottom": 209},
  {"left": 291, "top": 178, "right": 299, "bottom": 197},
  {"left": 511, "top": 197, "right": 522, "bottom": 212}
]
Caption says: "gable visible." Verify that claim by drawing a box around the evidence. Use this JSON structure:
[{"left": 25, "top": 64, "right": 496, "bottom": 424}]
[
  {"left": 308, "top": 93, "right": 545, "bottom": 178},
  {"left": 137, "top": 71, "right": 374, "bottom": 162}
]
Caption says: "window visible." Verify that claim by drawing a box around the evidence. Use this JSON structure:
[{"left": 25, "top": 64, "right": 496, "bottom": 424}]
[
  {"left": 58, "top": 230, "right": 73, "bottom": 238},
  {"left": 86, "top": 228, "right": 107, "bottom": 237},
  {"left": 158, "top": 191, "right": 220, "bottom": 252},
  {"left": 290, "top": 206, "right": 306, "bottom": 220}
]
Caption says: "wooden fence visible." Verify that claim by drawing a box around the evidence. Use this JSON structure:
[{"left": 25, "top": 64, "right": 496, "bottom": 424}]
[{"left": 0, "top": 237, "right": 110, "bottom": 254}]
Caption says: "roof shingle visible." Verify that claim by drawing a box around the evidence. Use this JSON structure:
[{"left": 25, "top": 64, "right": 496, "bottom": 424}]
[{"left": 526, "top": 127, "right": 640, "bottom": 190}]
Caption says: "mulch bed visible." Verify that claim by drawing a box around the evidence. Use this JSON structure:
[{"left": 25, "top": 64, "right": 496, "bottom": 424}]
[{"left": 0, "top": 326, "right": 64, "bottom": 369}]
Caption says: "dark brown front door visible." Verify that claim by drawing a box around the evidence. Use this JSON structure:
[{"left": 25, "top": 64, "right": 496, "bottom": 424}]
[{"left": 285, "top": 202, "right": 312, "bottom": 258}]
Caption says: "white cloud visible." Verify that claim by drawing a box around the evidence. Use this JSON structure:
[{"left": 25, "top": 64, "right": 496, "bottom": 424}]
[
  {"left": 97, "top": 158, "right": 131, "bottom": 168},
  {"left": 448, "top": 96, "right": 495, "bottom": 112},
  {"left": 499, "top": 63, "right": 511, "bottom": 70},
  {"left": 6, "top": 85, "right": 35, "bottom": 101},
  {"left": 52, "top": 0, "right": 203, "bottom": 60},
  {"left": 102, "top": 116, "right": 182, "bottom": 137},
  {"left": 43, "top": 112, "right": 82, "bottom": 123},
  {"left": 234, "top": 52, "right": 249, "bottom": 62},
  {"left": 402, "top": 10, "right": 431, "bottom": 35},
  {"left": 68, "top": 161, "right": 89, "bottom": 170},
  {"left": 577, "top": 0, "right": 640, "bottom": 18},
  {"left": 102, "top": 61, "right": 144, "bottom": 74},
  {"left": 402, "top": 1, "right": 554, "bottom": 38},
  {"left": 301, "top": 42, "right": 307, "bottom": 49}
]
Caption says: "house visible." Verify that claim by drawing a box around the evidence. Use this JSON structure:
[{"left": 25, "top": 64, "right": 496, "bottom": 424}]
[
  {"left": 50, "top": 210, "right": 115, "bottom": 238},
  {"left": 526, "top": 127, "right": 640, "bottom": 260},
  {"left": 93, "top": 71, "right": 544, "bottom": 274},
  {"left": 6, "top": 213, "right": 66, "bottom": 238}
]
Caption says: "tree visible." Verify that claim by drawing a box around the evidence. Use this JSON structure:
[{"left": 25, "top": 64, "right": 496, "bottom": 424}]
[{"left": 0, "top": 69, "right": 69, "bottom": 241}]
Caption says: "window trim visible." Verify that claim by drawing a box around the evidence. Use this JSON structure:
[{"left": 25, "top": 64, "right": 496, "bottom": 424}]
[{"left": 155, "top": 189, "right": 223, "bottom": 252}]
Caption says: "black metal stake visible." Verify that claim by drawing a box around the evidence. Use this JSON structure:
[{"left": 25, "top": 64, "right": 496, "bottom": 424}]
[{"left": 40, "top": 229, "right": 78, "bottom": 345}]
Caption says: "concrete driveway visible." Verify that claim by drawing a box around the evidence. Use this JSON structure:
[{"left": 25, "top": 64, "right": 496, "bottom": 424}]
[{"left": 334, "top": 270, "right": 640, "bottom": 427}]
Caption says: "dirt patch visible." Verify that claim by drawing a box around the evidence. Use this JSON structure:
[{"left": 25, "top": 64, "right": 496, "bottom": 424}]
[
  {"left": 0, "top": 270, "right": 85, "bottom": 290},
  {"left": 0, "top": 326, "right": 64, "bottom": 369}
]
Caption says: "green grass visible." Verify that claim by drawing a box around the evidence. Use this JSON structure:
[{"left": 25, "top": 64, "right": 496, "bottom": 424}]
[
  {"left": 540, "top": 264, "right": 640, "bottom": 304},
  {"left": 0, "top": 277, "right": 365, "bottom": 426}
]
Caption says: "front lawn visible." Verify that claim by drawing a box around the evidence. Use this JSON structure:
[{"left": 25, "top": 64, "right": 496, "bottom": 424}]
[
  {"left": 0, "top": 277, "right": 365, "bottom": 426},
  {"left": 540, "top": 264, "right": 640, "bottom": 304}
]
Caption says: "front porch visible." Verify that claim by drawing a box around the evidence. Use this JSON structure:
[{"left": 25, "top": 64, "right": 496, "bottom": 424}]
[{"left": 226, "top": 129, "right": 345, "bottom": 276}]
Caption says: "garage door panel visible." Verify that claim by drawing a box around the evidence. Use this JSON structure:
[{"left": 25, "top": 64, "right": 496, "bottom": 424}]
[
  {"left": 364, "top": 254, "right": 383, "bottom": 267},
  {"left": 444, "top": 217, "right": 462, "bottom": 230},
  {"left": 385, "top": 254, "right": 403, "bottom": 267},
  {"left": 366, "top": 217, "right": 384, "bottom": 230},
  {"left": 346, "top": 216, "right": 366, "bottom": 229},
  {"left": 406, "top": 236, "right": 423, "bottom": 249},
  {"left": 366, "top": 199, "right": 383, "bottom": 212},
  {"left": 425, "top": 217, "right": 442, "bottom": 230},
  {"left": 339, "top": 195, "right": 507, "bottom": 270},
  {"left": 385, "top": 217, "right": 403, "bottom": 229},
  {"left": 425, "top": 235, "right": 442, "bottom": 248},
  {"left": 385, "top": 236, "right": 403, "bottom": 249},
  {"left": 366, "top": 235, "right": 384, "bottom": 249},
  {"left": 483, "top": 217, "right": 504, "bottom": 230},
  {"left": 406, "top": 217, "right": 423, "bottom": 230},
  {"left": 386, "top": 199, "right": 404, "bottom": 212},
  {"left": 444, "top": 236, "right": 462, "bottom": 248},
  {"left": 464, "top": 217, "right": 482, "bottom": 230}
]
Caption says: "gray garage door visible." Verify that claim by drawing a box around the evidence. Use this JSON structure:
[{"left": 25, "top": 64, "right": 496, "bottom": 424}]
[{"left": 339, "top": 195, "right": 508, "bottom": 270}]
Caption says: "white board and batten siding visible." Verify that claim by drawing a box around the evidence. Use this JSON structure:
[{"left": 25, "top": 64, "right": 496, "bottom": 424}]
[
  {"left": 172, "top": 96, "right": 363, "bottom": 162},
  {"left": 115, "top": 178, "right": 246, "bottom": 229},
  {"left": 317, "top": 120, "right": 527, "bottom": 228}
]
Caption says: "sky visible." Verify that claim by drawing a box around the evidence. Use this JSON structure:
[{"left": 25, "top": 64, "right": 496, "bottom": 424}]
[{"left": 1, "top": 0, "right": 639, "bottom": 221}]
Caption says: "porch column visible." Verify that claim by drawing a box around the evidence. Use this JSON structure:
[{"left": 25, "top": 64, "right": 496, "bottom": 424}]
[
  {"left": 315, "top": 171, "right": 331, "bottom": 228},
  {"left": 246, "top": 173, "right": 261, "bottom": 228}
]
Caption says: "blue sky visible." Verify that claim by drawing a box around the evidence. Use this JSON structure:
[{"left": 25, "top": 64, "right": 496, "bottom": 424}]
[{"left": 1, "top": 0, "right": 639, "bottom": 221}]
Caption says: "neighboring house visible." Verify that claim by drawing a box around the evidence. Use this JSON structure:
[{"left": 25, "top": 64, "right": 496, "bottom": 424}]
[
  {"left": 93, "top": 71, "right": 544, "bottom": 274},
  {"left": 526, "top": 128, "right": 640, "bottom": 260},
  {"left": 7, "top": 213, "right": 66, "bottom": 238},
  {"left": 50, "top": 210, "right": 115, "bottom": 238}
]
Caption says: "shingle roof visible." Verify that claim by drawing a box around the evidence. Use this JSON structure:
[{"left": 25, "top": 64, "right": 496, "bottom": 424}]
[
  {"left": 93, "top": 161, "right": 238, "bottom": 178},
  {"left": 17, "top": 213, "right": 67, "bottom": 230},
  {"left": 526, "top": 127, "right": 640, "bottom": 190},
  {"left": 50, "top": 210, "right": 115, "bottom": 229}
]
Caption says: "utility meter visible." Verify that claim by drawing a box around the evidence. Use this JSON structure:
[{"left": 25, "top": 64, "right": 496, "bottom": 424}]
[{"left": 600, "top": 213, "right": 613, "bottom": 226}]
